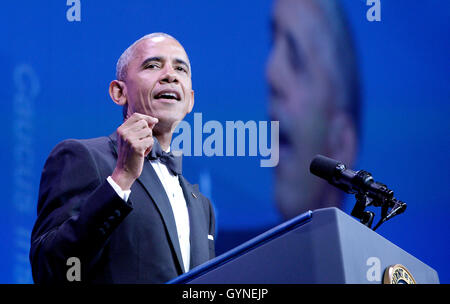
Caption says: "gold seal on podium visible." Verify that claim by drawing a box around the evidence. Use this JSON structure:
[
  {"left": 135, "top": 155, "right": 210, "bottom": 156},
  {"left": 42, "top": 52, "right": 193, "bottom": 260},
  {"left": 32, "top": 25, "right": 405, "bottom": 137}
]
[{"left": 383, "top": 264, "right": 416, "bottom": 284}]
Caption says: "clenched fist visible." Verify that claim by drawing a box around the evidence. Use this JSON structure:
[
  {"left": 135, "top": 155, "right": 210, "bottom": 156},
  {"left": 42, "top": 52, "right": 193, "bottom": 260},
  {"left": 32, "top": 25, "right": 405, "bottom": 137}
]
[{"left": 111, "top": 113, "right": 158, "bottom": 190}]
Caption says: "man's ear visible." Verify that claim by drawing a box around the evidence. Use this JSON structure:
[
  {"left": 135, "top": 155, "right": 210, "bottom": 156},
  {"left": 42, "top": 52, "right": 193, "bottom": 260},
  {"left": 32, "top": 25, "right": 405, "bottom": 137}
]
[
  {"left": 187, "top": 89, "right": 195, "bottom": 113},
  {"left": 327, "top": 111, "right": 358, "bottom": 168},
  {"left": 109, "top": 80, "right": 127, "bottom": 106}
]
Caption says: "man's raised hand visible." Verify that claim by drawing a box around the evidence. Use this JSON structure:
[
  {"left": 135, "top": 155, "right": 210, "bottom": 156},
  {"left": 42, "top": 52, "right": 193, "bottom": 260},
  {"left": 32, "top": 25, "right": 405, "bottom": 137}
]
[{"left": 111, "top": 113, "right": 158, "bottom": 190}]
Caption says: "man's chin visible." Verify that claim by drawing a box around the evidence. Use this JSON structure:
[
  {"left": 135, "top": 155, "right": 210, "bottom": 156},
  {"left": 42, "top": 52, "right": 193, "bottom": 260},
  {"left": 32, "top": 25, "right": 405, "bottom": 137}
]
[{"left": 153, "top": 117, "right": 184, "bottom": 134}]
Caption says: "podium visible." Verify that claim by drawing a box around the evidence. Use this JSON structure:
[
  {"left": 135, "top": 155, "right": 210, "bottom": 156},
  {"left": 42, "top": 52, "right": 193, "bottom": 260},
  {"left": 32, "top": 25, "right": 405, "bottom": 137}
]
[{"left": 168, "top": 208, "right": 439, "bottom": 284}]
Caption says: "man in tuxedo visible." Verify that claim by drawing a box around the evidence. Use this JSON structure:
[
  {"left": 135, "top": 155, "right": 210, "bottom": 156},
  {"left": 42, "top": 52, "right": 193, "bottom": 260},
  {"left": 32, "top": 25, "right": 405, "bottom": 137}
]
[
  {"left": 217, "top": 0, "right": 361, "bottom": 258},
  {"left": 267, "top": 0, "right": 360, "bottom": 220},
  {"left": 30, "top": 33, "right": 216, "bottom": 283}
]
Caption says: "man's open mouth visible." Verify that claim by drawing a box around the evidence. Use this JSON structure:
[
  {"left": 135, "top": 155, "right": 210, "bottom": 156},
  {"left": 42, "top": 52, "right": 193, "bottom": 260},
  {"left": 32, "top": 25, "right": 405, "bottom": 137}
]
[
  {"left": 271, "top": 114, "right": 293, "bottom": 161},
  {"left": 154, "top": 90, "right": 181, "bottom": 101}
]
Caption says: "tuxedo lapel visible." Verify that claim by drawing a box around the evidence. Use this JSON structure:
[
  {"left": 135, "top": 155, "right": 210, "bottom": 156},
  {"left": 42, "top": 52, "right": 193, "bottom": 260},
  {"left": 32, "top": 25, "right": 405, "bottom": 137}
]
[
  {"left": 108, "top": 132, "right": 185, "bottom": 273},
  {"left": 179, "top": 176, "right": 209, "bottom": 270},
  {"left": 137, "top": 161, "right": 186, "bottom": 273}
]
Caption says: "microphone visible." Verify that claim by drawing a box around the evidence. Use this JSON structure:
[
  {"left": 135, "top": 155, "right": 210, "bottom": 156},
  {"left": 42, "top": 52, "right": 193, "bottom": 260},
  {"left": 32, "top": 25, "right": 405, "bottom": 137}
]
[
  {"left": 310, "top": 154, "right": 407, "bottom": 230},
  {"left": 310, "top": 154, "right": 394, "bottom": 203}
]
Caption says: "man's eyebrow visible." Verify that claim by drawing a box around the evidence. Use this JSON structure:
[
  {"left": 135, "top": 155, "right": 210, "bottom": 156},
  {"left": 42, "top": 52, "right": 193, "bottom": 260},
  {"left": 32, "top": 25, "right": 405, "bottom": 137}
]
[
  {"left": 140, "top": 56, "right": 163, "bottom": 68},
  {"left": 174, "top": 58, "right": 190, "bottom": 72},
  {"left": 140, "top": 56, "right": 190, "bottom": 72}
]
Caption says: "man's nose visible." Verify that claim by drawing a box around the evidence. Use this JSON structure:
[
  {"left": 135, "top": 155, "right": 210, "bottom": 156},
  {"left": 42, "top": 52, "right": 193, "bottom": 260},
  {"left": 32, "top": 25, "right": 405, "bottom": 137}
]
[
  {"left": 266, "top": 49, "right": 284, "bottom": 103},
  {"left": 159, "top": 65, "right": 178, "bottom": 84}
]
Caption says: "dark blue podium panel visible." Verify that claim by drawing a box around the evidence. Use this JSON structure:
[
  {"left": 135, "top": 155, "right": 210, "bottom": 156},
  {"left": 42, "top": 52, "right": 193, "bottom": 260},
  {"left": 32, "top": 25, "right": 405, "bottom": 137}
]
[{"left": 168, "top": 208, "right": 439, "bottom": 284}]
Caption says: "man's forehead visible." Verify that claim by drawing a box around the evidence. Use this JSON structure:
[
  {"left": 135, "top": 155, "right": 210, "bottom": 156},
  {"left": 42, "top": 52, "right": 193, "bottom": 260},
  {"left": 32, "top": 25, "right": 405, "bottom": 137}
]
[
  {"left": 275, "top": 0, "right": 327, "bottom": 29},
  {"left": 133, "top": 37, "right": 190, "bottom": 63}
]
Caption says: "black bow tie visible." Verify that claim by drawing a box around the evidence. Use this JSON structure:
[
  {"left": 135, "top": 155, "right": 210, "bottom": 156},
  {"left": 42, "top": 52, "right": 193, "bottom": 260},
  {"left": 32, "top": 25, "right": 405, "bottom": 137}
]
[{"left": 147, "top": 137, "right": 182, "bottom": 176}]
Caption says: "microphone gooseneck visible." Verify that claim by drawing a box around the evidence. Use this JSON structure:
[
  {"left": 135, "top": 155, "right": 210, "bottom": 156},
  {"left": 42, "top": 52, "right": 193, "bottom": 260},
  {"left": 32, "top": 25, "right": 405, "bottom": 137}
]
[{"left": 309, "top": 154, "right": 407, "bottom": 230}]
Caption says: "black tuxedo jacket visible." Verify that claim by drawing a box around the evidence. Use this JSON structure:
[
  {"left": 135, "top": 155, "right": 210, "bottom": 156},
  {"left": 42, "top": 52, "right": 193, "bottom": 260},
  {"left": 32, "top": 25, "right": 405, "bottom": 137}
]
[{"left": 30, "top": 132, "right": 215, "bottom": 283}]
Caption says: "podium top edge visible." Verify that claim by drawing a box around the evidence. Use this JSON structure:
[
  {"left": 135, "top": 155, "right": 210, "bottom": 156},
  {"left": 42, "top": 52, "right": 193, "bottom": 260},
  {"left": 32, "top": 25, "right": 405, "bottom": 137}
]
[{"left": 167, "top": 210, "right": 313, "bottom": 284}]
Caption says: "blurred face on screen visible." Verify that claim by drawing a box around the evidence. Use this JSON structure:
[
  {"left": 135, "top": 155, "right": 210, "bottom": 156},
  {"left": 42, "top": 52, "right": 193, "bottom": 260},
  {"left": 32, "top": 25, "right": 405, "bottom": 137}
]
[
  {"left": 267, "top": 0, "right": 354, "bottom": 219},
  {"left": 123, "top": 36, "right": 194, "bottom": 134}
]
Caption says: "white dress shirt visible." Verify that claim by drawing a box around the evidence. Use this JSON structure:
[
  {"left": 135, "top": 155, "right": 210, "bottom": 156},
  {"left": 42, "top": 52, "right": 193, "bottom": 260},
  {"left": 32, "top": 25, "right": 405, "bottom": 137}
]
[{"left": 106, "top": 147, "right": 191, "bottom": 273}]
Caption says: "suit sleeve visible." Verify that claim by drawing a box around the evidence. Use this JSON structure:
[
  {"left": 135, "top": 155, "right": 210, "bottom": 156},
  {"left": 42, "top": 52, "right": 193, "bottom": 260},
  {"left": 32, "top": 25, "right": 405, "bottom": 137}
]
[
  {"left": 29, "top": 139, "right": 133, "bottom": 283},
  {"left": 206, "top": 198, "right": 216, "bottom": 259}
]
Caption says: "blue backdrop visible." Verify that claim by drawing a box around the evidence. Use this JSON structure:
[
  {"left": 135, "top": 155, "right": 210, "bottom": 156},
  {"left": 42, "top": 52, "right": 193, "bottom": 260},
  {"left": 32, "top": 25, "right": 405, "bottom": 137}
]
[{"left": 1, "top": 0, "right": 449, "bottom": 283}]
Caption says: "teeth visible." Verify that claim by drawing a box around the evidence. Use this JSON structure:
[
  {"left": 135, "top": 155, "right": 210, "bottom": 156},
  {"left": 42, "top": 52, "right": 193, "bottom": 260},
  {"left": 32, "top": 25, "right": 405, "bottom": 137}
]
[{"left": 157, "top": 92, "right": 177, "bottom": 99}]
